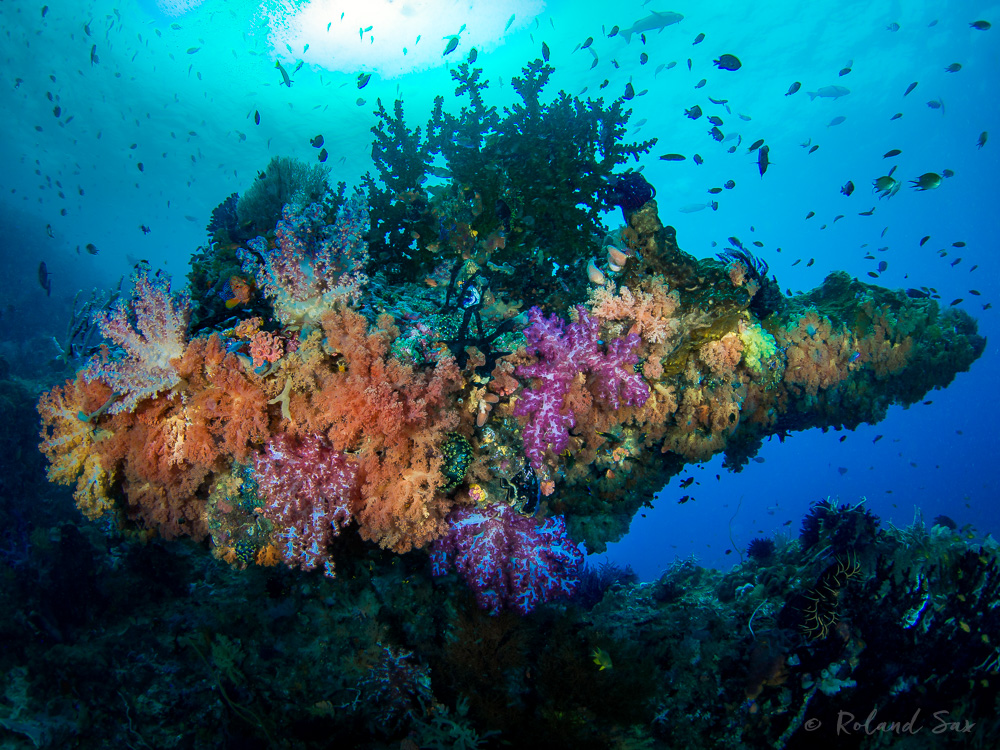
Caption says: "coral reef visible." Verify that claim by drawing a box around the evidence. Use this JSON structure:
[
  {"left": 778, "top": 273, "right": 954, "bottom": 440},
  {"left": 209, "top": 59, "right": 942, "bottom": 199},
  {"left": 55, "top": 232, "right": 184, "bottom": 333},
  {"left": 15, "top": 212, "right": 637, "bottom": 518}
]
[{"left": 430, "top": 501, "right": 584, "bottom": 615}]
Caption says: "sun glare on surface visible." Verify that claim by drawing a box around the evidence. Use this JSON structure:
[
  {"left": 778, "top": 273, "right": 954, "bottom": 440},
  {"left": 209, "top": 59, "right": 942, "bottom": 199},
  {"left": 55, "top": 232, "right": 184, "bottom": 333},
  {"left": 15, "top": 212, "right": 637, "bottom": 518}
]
[{"left": 264, "top": 0, "right": 544, "bottom": 77}]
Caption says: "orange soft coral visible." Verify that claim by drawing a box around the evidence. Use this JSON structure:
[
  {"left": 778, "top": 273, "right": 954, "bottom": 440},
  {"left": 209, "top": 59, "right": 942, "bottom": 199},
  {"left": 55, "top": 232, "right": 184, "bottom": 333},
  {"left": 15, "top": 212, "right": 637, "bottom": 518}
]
[
  {"left": 777, "top": 311, "right": 857, "bottom": 396},
  {"left": 587, "top": 276, "right": 681, "bottom": 345},
  {"left": 37, "top": 374, "right": 118, "bottom": 518},
  {"left": 285, "top": 307, "right": 464, "bottom": 553},
  {"left": 699, "top": 333, "right": 744, "bottom": 379}
]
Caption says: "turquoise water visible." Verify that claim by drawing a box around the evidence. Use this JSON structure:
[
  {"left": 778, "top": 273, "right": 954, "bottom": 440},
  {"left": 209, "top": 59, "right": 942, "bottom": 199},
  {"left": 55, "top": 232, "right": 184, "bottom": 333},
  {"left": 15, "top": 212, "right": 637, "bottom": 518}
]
[{"left": 2, "top": 0, "right": 997, "bottom": 577}]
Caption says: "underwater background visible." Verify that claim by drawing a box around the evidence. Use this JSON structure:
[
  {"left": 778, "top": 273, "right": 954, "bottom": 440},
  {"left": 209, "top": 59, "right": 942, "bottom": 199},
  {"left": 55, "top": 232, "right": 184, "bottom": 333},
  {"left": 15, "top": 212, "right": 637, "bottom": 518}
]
[{"left": 2, "top": 0, "right": 1000, "bottom": 747}]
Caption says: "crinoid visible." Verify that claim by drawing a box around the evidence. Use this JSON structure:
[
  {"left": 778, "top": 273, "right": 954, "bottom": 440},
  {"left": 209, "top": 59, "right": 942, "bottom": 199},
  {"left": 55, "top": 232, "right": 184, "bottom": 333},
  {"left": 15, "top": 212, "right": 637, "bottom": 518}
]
[{"left": 799, "top": 551, "right": 863, "bottom": 640}]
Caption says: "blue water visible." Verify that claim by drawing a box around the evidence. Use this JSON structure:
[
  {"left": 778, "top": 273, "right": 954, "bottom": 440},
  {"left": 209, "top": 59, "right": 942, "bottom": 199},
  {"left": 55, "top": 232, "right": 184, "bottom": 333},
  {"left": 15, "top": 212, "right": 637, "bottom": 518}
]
[{"left": 2, "top": 0, "right": 997, "bottom": 580}]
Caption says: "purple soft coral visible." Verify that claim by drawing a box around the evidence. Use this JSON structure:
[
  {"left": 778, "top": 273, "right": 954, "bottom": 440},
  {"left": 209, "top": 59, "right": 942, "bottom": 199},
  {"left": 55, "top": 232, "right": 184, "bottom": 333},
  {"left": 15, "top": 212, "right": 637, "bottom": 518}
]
[
  {"left": 514, "top": 305, "right": 649, "bottom": 470},
  {"left": 430, "top": 503, "right": 584, "bottom": 616}
]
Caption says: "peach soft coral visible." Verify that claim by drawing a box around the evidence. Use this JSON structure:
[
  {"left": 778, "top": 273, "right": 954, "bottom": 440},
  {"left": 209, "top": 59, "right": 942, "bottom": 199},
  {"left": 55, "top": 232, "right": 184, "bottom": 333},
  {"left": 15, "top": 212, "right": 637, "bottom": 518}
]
[{"left": 283, "top": 307, "right": 464, "bottom": 553}]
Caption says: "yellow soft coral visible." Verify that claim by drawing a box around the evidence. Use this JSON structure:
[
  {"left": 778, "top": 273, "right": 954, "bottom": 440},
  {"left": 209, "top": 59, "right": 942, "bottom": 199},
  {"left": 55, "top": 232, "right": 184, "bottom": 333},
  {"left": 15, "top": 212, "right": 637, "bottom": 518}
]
[
  {"left": 38, "top": 377, "right": 97, "bottom": 486},
  {"left": 74, "top": 453, "right": 116, "bottom": 519}
]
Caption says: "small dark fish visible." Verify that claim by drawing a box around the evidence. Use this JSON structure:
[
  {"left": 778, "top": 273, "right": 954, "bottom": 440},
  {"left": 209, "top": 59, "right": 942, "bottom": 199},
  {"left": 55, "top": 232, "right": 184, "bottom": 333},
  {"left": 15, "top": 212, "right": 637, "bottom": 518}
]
[
  {"left": 444, "top": 36, "right": 460, "bottom": 56},
  {"left": 806, "top": 258, "right": 815, "bottom": 267},
  {"left": 841, "top": 180, "right": 855, "bottom": 196},
  {"left": 140, "top": 225, "right": 151, "bottom": 235},
  {"left": 318, "top": 148, "right": 328, "bottom": 162},
  {"left": 41, "top": 5, "right": 48, "bottom": 16},
  {"left": 927, "top": 99, "right": 943, "bottom": 110},
  {"left": 137, "top": 162, "right": 144, "bottom": 172},
  {"left": 685, "top": 104, "right": 702, "bottom": 119},
  {"left": 694, "top": 78, "right": 707, "bottom": 88},
  {"left": 970, "top": 289, "right": 981, "bottom": 296},
  {"left": 747, "top": 138, "right": 764, "bottom": 152},
  {"left": 883, "top": 149, "right": 901, "bottom": 158},
  {"left": 942, "top": 169, "right": 954, "bottom": 178},
  {"left": 468, "top": 48, "right": 477, "bottom": 64},
  {"left": 687, "top": 58, "right": 692, "bottom": 70},
  {"left": 708, "top": 187, "right": 723, "bottom": 194},
  {"left": 187, "top": 47, "right": 200, "bottom": 54},
  {"left": 724, "top": 180, "right": 735, "bottom": 189},
  {"left": 709, "top": 126, "right": 724, "bottom": 141},
  {"left": 582, "top": 36, "right": 594, "bottom": 49},
  {"left": 906, "top": 288, "right": 930, "bottom": 298},
  {"left": 708, "top": 115, "right": 723, "bottom": 126},
  {"left": 969, "top": 21, "right": 991, "bottom": 30},
  {"left": 839, "top": 66, "right": 851, "bottom": 76},
  {"left": 639, "top": 52, "right": 648, "bottom": 65},
  {"left": 791, "top": 259, "right": 801, "bottom": 267},
  {"left": 757, "top": 144, "right": 769, "bottom": 175},
  {"left": 624, "top": 82, "right": 634, "bottom": 100},
  {"left": 977, "top": 131, "right": 987, "bottom": 149},
  {"left": 693, "top": 154, "right": 704, "bottom": 165},
  {"left": 254, "top": 110, "right": 260, "bottom": 125},
  {"left": 53, "top": 105, "right": 61, "bottom": 117},
  {"left": 310, "top": 134, "right": 324, "bottom": 148},
  {"left": 677, "top": 495, "right": 691, "bottom": 505},
  {"left": 679, "top": 477, "right": 695, "bottom": 488},
  {"left": 275, "top": 61, "right": 291, "bottom": 87},
  {"left": 660, "top": 153, "right": 686, "bottom": 161},
  {"left": 38, "top": 262, "right": 52, "bottom": 296},
  {"left": 85, "top": 243, "right": 98, "bottom": 255},
  {"left": 541, "top": 41, "right": 550, "bottom": 61},
  {"left": 878, "top": 261, "right": 888, "bottom": 272},
  {"left": 904, "top": 81, "right": 918, "bottom": 96},
  {"left": 805, "top": 211, "right": 815, "bottom": 219},
  {"left": 808, "top": 144, "right": 819, "bottom": 154},
  {"left": 608, "top": 26, "right": 619, "bottom": 38},
  {"left": 693, "top": 33, "right": 705, "bottom": 45},
  {"left": 887, "top": 22, "right": 900, "bottom": 32},
  {"left": 919, "top": 236, "right": 930, "bottom": 246},
  {"left": 950, "top": 298, "right": 963, "bottom": 306},
  {"left": 90, "top": 44, "right": 99, "bottom": 65},
  {"left": 945, "top": 63, "right": 962, "bottom": 73},
  {"left": 785, "top": 81, "right": 801, "bottom": 96},
  {"left": 714, "top": 54, "right": 741, "bottom": 71},
  {"left": 890, "top": 112, "right": 902, "bottom": 121},
  {"left": 752, "top": 240, "right": 764, "bottom": 247},
  {"left": 859, "top": 207, "right": 875, "bottom": 216},
  {"left": 953, "top": 241, "right": 966, "bottom": 247},
  {"left": 357, "top": 72, "right": 371, "bottom": 89}
]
